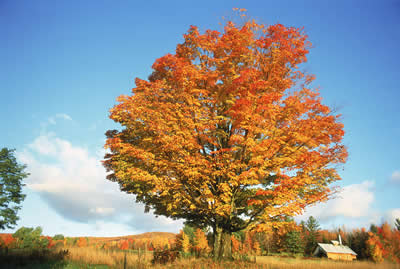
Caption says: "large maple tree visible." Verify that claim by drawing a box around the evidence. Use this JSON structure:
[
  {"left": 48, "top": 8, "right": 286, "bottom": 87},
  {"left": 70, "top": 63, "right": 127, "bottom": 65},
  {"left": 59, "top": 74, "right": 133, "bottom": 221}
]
[{"left": 104, "top": 17, "right": 347, "bottom": 259}]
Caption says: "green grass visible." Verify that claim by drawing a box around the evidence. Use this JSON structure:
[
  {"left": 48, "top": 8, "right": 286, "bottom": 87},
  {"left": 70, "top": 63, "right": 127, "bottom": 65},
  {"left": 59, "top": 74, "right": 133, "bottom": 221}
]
[
  {"left": 62, "top": 261, "right": 109, "bottom": 269},
  {"left": 0, "top": 260, "right": 110, "bottom": 269}
]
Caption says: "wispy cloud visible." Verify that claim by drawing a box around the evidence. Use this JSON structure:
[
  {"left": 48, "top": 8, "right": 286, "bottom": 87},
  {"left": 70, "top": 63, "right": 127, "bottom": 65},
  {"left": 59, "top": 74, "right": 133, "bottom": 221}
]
[
  {"left": 297, "top": 181, "right": 375, "bottom": 226},
  {"left": 48, "top": 113, "right": 72, "bottom": 124},
  {"left": 17, "top": 133, "right": 182, "bottom": 234},
  {"left": 40, "top": 113, "right": 73, "bottom": 130}
]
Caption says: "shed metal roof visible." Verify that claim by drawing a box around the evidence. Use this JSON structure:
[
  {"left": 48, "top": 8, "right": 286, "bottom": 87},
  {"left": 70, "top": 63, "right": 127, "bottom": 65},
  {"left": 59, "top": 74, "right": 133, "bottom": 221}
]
[{"left": 316, "top": 243, "right": 357, "bottom": 256}]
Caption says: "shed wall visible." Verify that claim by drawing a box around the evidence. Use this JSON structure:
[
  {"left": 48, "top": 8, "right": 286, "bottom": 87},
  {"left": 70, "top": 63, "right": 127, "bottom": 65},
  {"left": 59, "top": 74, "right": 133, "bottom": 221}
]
[{"left": 326, "top": 252, "right": 356, "bottom": 261}]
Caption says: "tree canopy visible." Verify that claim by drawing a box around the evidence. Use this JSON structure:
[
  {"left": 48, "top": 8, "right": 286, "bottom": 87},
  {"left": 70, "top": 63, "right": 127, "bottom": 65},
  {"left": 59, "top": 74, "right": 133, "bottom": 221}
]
[
  {"left": 0, "top": 148, "right": 28, "bottom": 229},
  {"left": 104, "top": 16, "right": 347, "bottom": 259},
  {"left": 13, "top": 226, "right": 48, "bottom": 249}
]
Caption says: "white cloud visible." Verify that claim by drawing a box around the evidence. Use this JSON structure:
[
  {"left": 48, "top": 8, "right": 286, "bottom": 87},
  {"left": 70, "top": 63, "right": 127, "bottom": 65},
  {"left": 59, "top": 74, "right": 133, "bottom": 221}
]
[
  {"left": 298, "top": 181, "right": 375, "bottom": 222},
  {"left": 17, "top": 133, "right": 182, "bottom": 234},
  {"left": 90, "top": 207, "right": 115, "bottom": 216},
  {"left": 385, "top": 208, "right": 400, "bottom": 227},
  {"left": 28, "top": 132, "right": 58, "bottom": 156},
  {"left": 391, "top": 171, "right": 400, "bottom": 183}
]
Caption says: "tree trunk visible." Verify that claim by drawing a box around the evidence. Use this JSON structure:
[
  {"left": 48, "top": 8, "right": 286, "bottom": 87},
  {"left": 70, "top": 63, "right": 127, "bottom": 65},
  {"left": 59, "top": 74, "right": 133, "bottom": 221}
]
[{"left": 213, "top": 226, "right": 232, "bottom": 260}]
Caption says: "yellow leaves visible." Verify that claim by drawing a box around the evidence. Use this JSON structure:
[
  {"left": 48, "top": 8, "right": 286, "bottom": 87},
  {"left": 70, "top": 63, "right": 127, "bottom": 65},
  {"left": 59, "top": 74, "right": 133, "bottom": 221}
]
[
  {"left": 225, "top": 99, "right": 235, "bottom": 105},
  {"left": 215, "top": 204, "right": 232, "bottom": 217},
  {"left": 219, "top": 182, "right": 231, "bottom": 193},
  {"left": 182, "top": 231, "right": 191, "bottom": 253},
  {"left": 166, "top": 203, "right": 173, "bottom": 212}
]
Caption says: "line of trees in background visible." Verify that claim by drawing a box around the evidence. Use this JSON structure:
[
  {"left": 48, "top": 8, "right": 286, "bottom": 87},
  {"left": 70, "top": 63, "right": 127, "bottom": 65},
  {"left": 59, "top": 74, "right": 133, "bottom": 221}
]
[
  {"left": 1, "top": 217, "right": 399, "bottom": 264},
  {"left": 174, "top": 217, "right": 400, "bottom": 264},
  {"left": 0, "top": 228, "right": 175, "bottom": 253}
]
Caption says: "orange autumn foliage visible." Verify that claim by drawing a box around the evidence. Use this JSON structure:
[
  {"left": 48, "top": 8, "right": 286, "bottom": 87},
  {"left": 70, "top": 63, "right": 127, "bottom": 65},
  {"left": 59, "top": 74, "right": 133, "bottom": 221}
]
[
  {"left": 104, "top": 13, "right": 347, "bottom": 257},
  {"left": 76, "top": 237, "right": 87, "bottom": 248},
  {"left": 367, "top": 232, "right": 384, "bottom": 263},
  {"left": 319, "top": 229, "right": 337, "bottom": 242},
  {"left": 253, "top": 240, "right": 261, "bottom": 256},
  {"left": 0, "top": 234, "right": 14, "bottom": 247},
  {"left": 193, "top": 228, "right": 210, "bottom": 256},
  {"left": 243, "top": 231, "right": 253, "bottom": 254},
  {"left": 375, "top": 223, "right": 400, "bottom": 263},
  {"left": 231, "top": 235, "right": 240, "bottom": 253},
  {"left": 119, "top": 239, "right": 129, "bottom": 250}
]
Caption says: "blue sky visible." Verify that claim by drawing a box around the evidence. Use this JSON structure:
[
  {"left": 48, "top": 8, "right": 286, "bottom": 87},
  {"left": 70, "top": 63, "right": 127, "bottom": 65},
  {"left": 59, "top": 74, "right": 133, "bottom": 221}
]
[{"left": 1, "top": 0, "right": 399, "bottom": 236}]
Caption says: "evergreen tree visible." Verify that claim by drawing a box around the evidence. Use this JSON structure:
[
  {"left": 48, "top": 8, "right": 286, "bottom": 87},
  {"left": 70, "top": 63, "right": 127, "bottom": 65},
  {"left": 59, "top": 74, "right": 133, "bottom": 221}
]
[
  {"left": 370, "top": 224, "right": 378, "bottom": 234},
  {"left": 347, "top": 228, "right": 368, "bottom": 259},
  {"left": 183, "top": 223, "right": 196, "bottom": 245},
  {"left": 300, "top": 220, "right": 306, "bottom": 232},
  {"left": 284, "top": 230, "right": 304, "bottom": 254},
  {"left": 304, "top": 216, "right": 320, "bottom": 255}
]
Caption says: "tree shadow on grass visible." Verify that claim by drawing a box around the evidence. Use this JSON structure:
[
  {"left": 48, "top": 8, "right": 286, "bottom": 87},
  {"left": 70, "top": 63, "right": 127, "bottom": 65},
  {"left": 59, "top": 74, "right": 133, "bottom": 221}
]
[{"left": 0, "top": 248, "right": 69, "bottom": 269}]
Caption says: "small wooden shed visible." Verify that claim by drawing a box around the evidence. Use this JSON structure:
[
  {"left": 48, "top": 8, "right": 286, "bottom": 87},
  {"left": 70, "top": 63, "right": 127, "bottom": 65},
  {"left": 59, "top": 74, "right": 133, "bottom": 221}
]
[{"left": 313, "top": 240, "right": 357, "bottom": 261}]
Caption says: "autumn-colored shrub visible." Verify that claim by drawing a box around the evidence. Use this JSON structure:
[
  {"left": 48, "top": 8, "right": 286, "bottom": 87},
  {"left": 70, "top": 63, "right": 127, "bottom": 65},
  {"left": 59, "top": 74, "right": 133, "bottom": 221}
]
[{"left": 152, "top": 250, "right": 179, "bottom": 264}]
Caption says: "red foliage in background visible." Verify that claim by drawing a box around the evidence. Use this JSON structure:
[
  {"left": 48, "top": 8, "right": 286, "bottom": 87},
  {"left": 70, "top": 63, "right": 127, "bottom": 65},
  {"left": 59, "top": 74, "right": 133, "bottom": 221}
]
[
  {"left": 0, "top": 234, "right": 14, "bottom": 247},
  {"left": 119, "top": 240, "right": 129, "bottom": 250}
]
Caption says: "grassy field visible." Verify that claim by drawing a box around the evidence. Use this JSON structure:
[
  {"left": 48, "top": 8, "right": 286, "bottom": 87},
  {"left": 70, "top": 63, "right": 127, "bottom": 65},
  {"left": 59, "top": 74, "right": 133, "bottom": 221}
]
[
  {"left": 2, "top": 247, "right": 400, "bottom": 268},
  {"left": 255, "top": 256, "right": 400, "bottom": 269},
  {"left": 57, "top": 247, "right": 400, "bottom": 269}
]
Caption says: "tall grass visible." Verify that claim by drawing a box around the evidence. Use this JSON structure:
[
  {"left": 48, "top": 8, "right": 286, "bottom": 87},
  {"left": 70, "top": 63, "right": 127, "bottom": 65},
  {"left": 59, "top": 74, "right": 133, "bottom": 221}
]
[
  {"left": 63, "top": 247, "right": 400, "bottom": 269},
  {"left": 66, "top": 247, "right": 150, "bottom": 268},
  {"left": 256, "top": 256, "right": 400, "bottom": 269}
]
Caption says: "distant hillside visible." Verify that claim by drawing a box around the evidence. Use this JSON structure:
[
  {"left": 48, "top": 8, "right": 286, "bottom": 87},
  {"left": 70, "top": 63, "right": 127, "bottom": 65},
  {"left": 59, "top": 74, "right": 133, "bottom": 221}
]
[
  {"left": 1, "top": 231, "right": 177, "bottom": 242},
  {"left": 128, "top": 232, "right": 176, "bottom": 240},
  {"left": 86, "top": 232, "right": 176, "bottom": 243},
  {"left": 0, "top": 231, "right": 177, "bottom": 251}
]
